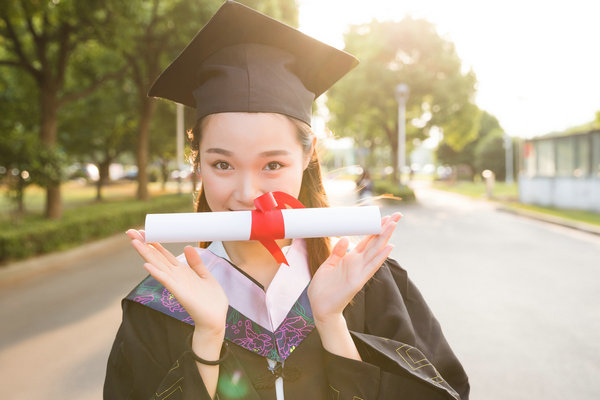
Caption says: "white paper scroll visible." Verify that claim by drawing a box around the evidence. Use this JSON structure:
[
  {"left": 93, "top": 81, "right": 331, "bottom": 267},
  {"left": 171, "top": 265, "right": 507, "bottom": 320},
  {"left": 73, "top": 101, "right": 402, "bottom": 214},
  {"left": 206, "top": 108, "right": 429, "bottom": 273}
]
[{"left": 144, "top": 206, "right": 381, "bottom": 243}]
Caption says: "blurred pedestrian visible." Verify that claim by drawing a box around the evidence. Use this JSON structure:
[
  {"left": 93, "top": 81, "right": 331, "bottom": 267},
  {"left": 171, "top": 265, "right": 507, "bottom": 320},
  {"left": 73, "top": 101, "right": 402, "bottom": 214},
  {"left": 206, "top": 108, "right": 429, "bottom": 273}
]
[{"left": 356, "top": 168, "right": 374, "bottom": 204}]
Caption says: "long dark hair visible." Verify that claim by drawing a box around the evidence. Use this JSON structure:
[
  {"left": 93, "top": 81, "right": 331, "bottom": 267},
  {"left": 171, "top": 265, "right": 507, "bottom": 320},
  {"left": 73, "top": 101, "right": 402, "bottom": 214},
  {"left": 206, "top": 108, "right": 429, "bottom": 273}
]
[{"left": 187, "top": 114, "right": 331, "bottom": 276}]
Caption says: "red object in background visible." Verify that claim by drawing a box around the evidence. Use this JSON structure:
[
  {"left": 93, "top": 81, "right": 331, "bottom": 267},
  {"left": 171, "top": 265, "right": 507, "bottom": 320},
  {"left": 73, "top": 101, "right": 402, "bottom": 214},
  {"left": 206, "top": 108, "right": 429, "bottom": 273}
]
[{"left": 524, "top": 142, "right": 533, "bottom": 158}]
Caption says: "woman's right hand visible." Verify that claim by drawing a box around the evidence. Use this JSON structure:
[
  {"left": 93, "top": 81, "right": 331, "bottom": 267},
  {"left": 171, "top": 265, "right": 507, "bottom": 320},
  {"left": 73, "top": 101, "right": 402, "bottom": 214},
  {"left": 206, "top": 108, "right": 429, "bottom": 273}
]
[{"left": 126, "top": 229, "right": 229, "bottom": 337}]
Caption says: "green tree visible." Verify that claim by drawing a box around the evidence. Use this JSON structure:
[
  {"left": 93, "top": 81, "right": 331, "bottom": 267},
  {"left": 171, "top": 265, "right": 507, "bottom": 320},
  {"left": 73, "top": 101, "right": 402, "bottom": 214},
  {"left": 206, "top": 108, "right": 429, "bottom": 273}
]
[
  {"left": 0, "top": 53, "right": 66, "bottom": 215},
  {"left": 0, "top": 0, "right": 125, "bottom": 218},
  {"left": 98, "top": 0, "right": 223, "bottom": 201},
  {"left": 327, "top": 17, "right": 478, "bottom": 179},
  {"left": 474, "top": 130, "right": 506, "bottom": 181},
  {"left": 239, "top": 0, "right": 299, "bottom": 26},
  {"left": 59, "top": 74, "right": 136, "bottom": 201},
  {"left": 436, "top": 110, "right": 504, "bottom": 180},
  {"left": 149, "top": 100, "right": 178, "bottom": 191},
  {"left": 102, "top": 0, "right": 299, "bottom": 201}
]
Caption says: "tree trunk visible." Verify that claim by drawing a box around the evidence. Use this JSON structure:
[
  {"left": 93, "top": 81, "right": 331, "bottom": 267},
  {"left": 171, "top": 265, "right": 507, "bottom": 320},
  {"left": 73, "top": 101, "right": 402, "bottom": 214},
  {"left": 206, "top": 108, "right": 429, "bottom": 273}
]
[
  {"left": 16, "top": 176, "right": 26, "bottom": 215},
  {"left": 160, "top": 158, "right": 169, "bottom": 192},
  {"left": 40, "top": 86, "right": 62, "bottom": 219},
  {"left": 136, "top": 97, "right": 156, "bottom": 201},
  {"left": 96, "top": 159, "right": 111, "bottom": 201}
]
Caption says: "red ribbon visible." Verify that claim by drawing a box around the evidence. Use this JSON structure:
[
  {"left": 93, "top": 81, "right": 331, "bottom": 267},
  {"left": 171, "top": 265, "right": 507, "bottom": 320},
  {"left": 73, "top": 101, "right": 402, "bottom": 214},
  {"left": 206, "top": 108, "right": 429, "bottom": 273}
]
[{"left": 249, "top": 191, "right": 305, "bottom": 265}]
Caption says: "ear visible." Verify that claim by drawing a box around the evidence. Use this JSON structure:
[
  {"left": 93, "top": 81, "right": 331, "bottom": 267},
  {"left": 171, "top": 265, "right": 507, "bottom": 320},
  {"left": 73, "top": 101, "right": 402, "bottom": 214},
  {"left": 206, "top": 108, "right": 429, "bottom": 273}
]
[{"left": 303, "top": 136, "right": 317, "bottom": 171}]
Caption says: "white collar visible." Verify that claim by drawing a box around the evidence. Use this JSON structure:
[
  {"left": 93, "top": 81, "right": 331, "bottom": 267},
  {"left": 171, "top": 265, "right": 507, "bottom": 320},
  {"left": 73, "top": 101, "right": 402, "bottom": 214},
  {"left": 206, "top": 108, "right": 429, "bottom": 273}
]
[{"left": 177, "top": 239, "right": 310, "bottom": 331}]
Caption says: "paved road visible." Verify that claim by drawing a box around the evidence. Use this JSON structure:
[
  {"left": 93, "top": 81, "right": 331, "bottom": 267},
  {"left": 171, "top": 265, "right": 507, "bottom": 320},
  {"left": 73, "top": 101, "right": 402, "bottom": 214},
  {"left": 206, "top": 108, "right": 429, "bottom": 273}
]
[
  {"left": 1, "top": 180, "right": 599, "bottom": 399},
  {"left": 387, "top": 181, "right": 600, "bottom": 399}
]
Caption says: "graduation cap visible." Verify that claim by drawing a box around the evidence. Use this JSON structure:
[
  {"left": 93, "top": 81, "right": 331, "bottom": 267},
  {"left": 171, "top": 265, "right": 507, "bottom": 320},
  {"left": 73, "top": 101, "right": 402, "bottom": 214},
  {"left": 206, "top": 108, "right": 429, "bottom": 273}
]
[{"left": 148, "top": 0, "right": 358, "bottom": 126}]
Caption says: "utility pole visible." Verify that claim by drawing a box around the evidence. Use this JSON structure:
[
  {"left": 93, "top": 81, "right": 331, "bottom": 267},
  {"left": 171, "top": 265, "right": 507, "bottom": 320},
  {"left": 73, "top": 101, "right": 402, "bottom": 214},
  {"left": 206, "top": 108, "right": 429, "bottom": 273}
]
[{"left": 395, "top": 83, "right": 410, "bottom": 186}]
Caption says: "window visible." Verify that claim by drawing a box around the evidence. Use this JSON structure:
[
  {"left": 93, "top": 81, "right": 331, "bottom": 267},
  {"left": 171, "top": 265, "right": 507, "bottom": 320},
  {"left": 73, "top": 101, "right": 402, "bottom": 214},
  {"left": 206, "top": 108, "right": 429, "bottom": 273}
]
[
  {"left": 592, "top": 132, "right": 600, "bottom": 178},
  {"left": 555, "top": 137, "right": 575, "bottom": 177},
  {"left": 535, "top": 139, "right": 555, "bottom": 176},
  {"left": 574, "top": 134, "right": 590, "bottom": 177}
]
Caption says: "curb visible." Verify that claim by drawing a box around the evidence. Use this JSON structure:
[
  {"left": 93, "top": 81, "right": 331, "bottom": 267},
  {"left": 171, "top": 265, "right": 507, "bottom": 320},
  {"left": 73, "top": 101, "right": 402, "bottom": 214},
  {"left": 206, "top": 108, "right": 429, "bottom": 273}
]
[
  {"left": 496, "top": 205, "right": 600, "bottom": 236},
  {"left": 0, "top": 232, "right": 131, "bottom": 287},
  {"left": 425, "top": 185, "right": 600, "bottom": 237}
]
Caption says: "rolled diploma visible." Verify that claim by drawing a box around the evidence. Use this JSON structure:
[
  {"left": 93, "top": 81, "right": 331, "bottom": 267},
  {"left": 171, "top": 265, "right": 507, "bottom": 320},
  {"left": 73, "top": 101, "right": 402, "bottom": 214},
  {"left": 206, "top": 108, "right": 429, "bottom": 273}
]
[{"left": 144, "top": 206, "right": 381, "bottom": 243}]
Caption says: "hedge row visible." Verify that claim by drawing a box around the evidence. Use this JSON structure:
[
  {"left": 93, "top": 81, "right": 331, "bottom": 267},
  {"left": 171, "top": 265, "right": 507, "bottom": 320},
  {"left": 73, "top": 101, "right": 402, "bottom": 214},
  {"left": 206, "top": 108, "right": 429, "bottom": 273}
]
[
  {"left": 373, "top": 180, "right": 416, "bottom": 202},
  {"left": 0, "top": 194, "right": 194, "bottom": 264}
]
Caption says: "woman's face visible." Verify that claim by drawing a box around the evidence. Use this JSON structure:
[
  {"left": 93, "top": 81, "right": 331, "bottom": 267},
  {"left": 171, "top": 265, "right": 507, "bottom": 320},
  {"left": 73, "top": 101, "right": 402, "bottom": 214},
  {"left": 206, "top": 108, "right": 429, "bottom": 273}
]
[{"left": 199, "top": 112, "right": 312, "bottom": 212}]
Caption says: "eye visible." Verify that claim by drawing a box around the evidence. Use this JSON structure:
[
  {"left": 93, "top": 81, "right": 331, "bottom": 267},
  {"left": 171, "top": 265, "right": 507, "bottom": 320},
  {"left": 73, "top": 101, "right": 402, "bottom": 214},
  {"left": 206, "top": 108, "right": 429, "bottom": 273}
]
[
  {"left": 264, "top": 161, "right": 284, "bottom": 171},
  {"left": 213, "top": 161, "right": 232, "bottom": 170}
]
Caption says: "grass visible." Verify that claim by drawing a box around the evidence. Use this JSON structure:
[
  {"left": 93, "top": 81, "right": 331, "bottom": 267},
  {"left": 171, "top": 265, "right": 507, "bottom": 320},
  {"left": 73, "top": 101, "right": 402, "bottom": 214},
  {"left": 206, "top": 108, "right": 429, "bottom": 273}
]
[
  {"left": 502, "top": 202, "right": 600, "bottom": 227},
  {"left": 432, "top": 180, "right": 519, "bottom": 201},
  {"left": 432, "top": 179, "right": 600, "bottom": 227},
  {"left": 0, "top": 180, "right": 192, "bottom": 221}
]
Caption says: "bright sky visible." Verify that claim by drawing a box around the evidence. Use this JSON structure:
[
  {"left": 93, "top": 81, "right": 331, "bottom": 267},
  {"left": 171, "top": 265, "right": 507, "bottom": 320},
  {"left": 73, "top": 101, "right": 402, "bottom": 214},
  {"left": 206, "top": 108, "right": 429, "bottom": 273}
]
[{"left": 298, "top": 0, "right": 600, "bottom": 138}]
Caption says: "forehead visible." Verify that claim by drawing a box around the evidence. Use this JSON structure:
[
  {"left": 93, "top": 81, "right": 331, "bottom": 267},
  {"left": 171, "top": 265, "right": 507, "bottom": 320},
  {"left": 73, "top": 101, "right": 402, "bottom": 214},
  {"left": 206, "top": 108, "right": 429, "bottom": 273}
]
[{"left": 200, "top": 112, "right": 301, "bottom": 152}]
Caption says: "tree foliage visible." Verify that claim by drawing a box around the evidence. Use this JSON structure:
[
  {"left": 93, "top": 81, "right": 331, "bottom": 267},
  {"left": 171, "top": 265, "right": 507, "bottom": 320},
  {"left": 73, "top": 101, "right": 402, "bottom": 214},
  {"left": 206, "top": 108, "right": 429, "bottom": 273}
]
[
  {"left": 327, "top": 17, "right": 478, "bottom": 176},
  {"left": 0, "top": 0, "right": 125, "bottom": 218},
  {"left": 1, "top": 0, "right": 302, "bottom": 216},
  {"left": 436, "top": 110, "right": 505, "bottom": 180},
  {"left": 474, "top": 130, "right": 506, "bottom": 181}
]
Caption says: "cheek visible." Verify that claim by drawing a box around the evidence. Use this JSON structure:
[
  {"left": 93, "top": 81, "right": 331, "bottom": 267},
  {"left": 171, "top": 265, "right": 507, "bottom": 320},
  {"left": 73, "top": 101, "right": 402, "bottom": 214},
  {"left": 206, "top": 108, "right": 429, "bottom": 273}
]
[
  {"left": 199, "top": 170, "right": 230, "bottom": 208},
  {"left": 274, "top": 165, "right": 305, "bottom": 198}
]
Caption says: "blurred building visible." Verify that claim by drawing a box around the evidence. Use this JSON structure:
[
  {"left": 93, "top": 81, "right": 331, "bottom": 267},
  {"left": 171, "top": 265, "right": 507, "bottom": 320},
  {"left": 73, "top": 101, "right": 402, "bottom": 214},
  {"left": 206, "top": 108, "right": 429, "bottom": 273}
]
[{"left": 519, "top": 129, "right": 600, "bottom": 211}]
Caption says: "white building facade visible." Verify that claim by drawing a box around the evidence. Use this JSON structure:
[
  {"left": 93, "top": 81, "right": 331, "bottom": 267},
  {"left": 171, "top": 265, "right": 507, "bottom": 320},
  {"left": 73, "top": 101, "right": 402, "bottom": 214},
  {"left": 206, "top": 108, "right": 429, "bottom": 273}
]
[{"left": 519, "top": 130, "right": 600, "bottom": 212}]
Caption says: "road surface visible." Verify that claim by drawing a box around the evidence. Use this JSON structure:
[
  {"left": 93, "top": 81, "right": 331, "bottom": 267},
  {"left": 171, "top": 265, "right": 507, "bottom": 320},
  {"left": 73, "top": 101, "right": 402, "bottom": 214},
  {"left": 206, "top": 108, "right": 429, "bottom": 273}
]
[{"left": 1, "top": 180, "right": 599, "bottom": 399}]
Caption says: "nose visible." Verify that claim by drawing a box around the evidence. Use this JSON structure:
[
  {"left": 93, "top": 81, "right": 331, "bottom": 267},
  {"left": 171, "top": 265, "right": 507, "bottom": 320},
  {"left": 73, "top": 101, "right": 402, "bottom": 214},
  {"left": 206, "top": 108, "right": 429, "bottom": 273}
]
[{"left": 235, "top": 172, "right": 263, "bottom": 209}]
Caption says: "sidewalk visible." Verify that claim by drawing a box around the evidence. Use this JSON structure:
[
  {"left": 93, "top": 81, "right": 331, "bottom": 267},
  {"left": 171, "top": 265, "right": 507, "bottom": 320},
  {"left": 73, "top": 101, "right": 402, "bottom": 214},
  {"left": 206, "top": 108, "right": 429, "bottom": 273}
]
[
  {"left": 0, "top": 232, "right": 131, "bottom": 287},
  {"left": 420, "top": 180, "right": 600, "bottom": 236},
  {"left": 496, "top": 204, "right": 600, "bottom": 236}
]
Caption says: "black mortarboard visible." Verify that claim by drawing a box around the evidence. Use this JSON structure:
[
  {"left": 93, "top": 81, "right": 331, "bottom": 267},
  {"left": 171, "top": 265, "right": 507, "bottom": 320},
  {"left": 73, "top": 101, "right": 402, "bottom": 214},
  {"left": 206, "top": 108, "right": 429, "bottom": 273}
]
[{"left": 148, "top": 0, "right": 358, "bottom": 126}]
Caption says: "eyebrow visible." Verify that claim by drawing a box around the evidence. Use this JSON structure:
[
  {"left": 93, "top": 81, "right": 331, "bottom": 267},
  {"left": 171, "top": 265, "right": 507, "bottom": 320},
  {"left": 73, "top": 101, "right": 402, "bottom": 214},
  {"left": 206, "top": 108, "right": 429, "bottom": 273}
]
[
  {"left": 204, "top": 148, "right": 291, "bottom": 157},
  {"left": 205, "top": 148, "right": 233, "bottom": 156}
]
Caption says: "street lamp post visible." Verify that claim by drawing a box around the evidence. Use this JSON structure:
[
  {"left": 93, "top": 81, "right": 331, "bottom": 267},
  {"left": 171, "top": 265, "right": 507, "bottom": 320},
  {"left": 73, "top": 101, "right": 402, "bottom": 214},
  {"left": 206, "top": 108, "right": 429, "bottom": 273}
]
[{"left": 395, "top": 83, "right": 409, "bottom": 186}]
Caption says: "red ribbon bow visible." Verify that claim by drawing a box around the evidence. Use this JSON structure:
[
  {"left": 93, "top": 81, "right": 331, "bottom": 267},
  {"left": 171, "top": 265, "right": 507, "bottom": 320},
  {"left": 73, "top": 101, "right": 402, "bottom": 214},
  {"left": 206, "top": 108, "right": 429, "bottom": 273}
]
[{"left": 249, "top": 191, "right": 305, "bottom": 265}]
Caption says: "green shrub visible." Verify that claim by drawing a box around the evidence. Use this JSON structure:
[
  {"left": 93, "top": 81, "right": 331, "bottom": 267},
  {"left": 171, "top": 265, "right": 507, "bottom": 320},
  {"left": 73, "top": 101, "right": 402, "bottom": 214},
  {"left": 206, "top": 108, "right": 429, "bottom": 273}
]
[
  {"left": 0, "top": 194, "right": 193, "bottom": 264},
  {"left": 373, "top": 179, "right": 416, "bottom": 202}
]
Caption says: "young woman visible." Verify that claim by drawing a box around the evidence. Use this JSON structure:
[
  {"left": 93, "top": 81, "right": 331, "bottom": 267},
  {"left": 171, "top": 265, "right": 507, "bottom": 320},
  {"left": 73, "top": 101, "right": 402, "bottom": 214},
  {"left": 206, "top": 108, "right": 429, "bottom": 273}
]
[{"left": 104, "top": 2, "right": 469, "bottom": 399}]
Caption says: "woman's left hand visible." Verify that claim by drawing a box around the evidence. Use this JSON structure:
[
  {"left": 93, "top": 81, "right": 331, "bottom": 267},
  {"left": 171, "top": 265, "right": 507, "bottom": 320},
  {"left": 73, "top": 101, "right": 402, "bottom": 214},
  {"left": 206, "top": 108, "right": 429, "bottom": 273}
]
[{"left": 307, "top": 212, "right": 402, "bottom": 325}]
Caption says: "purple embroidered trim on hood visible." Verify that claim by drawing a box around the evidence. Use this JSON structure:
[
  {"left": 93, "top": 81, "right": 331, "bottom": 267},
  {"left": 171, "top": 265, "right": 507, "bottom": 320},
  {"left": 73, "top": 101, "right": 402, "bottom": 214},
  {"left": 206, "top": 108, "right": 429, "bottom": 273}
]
[{"left": 125, "top": 275, "right": 315, "bottom": 362}]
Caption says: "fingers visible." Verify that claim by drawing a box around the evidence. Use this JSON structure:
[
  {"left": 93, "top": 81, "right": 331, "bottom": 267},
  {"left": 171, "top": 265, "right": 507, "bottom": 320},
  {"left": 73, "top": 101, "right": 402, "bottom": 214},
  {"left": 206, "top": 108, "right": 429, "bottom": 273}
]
[
  {"left": 389, "top": 212, "right": 403, "bottom": 223},
  {"left": 184, "top": 246, "right": 209, "bottom": 277},
  {"left": 354, "top": 213, "right": 401, "bottom": 254},
  {"left": 130, "top": 239, "right": 172, "bottom": 270},
  {"left": 363, "top": 219, "right": 398, "bottom": 262},
  {"left": 127, "top": 229, "right": 178, "bottom": 266},
  {"left": 142, "top": 262, "right": 174, "bottom": 288},
  {"left": 126, "top": 229, "right": 143, "bottom": 241},
  {"left": 354, "top": 216, "right": 388, "bottom": 253},
  {"left": 363, "top": 244, "right": 394, "bottom": 278},
  {"left": 322, "top": 237, "right": 349, "bottom": 268}
]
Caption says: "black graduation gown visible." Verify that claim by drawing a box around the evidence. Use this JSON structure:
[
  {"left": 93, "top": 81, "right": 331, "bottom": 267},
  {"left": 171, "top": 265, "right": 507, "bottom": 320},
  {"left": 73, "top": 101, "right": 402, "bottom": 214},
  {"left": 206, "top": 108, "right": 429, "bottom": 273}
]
[{"left": 104, "top": 258, "right": 469, "bottom": 399}]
